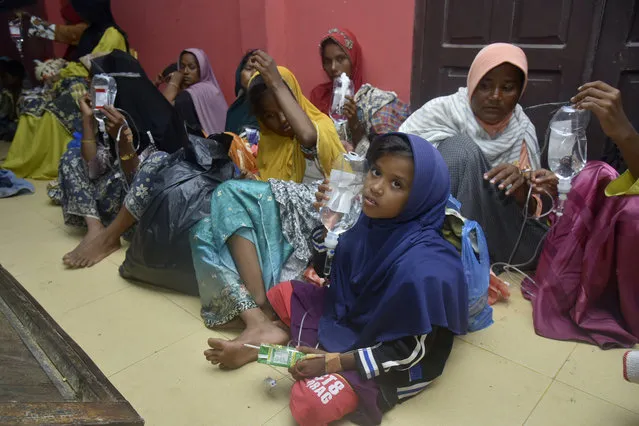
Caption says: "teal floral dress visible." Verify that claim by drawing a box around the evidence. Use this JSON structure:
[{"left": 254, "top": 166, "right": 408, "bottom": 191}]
[{"left": 191, "top": 179, "right": 320, "bottom": 327}]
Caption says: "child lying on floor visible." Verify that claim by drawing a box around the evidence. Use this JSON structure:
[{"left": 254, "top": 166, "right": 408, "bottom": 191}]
[{"left": 204, "top": 133, "right": 469, "bottom": 425}]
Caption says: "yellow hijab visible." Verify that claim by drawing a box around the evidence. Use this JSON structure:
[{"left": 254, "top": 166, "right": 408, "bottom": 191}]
[{"left": 251, "top": 66, "right": 344, "bottom": 182}]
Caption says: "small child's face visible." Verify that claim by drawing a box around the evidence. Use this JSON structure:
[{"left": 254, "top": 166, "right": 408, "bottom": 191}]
[{"left": 362, "top": 154, "right": 414, "bottom": 219}]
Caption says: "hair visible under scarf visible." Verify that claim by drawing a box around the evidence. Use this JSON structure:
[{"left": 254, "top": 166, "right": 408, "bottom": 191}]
[
  {"left": 180, "top": 48, "right": 228, "bottom": 136},
  {"left": 318, "top": 132, "right": 469, "bottom": 352},
  {"left": 310, "top": 28, "right": 363, "bottom": 115},
  {"left": 366, "top": 133, "right": 413, "bottom": 164}
]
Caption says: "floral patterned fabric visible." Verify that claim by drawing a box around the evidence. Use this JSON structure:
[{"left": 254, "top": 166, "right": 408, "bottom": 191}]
[
  {"left": 53, "top": 146, "right": 168, "bottom": 235},
  {"left": 191, "top": 180, "right": 295, "bottom": 327},
  {"left": 19, "top": 76, "right": 87, "bottom": 134},
  {"left": 268, "top": 178, "right": 321, "bottom": 262},
  {"left": 352, "top": 84, "right": 411, "bottom": 156}
]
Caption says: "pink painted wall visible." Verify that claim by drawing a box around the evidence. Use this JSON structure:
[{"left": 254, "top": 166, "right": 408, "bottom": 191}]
[{"left": 41, "top": 0, "right": 415, "bottom": 104}]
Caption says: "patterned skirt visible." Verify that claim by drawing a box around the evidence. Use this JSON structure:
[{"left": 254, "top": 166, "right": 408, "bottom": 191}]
[{"left": 54, "top": 147, "right": 168, "bottom": 233}]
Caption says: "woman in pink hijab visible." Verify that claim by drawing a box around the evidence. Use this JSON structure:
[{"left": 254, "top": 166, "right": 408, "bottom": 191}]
[
  {"left": 162, "top": 48, "right": 228, "bottom": 136},
  {"left": 400, "top": 43, "right": 556, "bottom": 266}
]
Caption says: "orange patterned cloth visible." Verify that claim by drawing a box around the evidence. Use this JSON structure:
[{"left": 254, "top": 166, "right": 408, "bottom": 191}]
[{"left": 226, "top": 132, "right": 258, "bottom": 174}]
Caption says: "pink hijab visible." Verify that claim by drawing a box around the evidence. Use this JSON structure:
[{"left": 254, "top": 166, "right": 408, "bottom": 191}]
[
  {"left": 466, "top": 43, "right": 528, "bottom": 136},
  {"left": 180, "top": 48, "right": 228, "bottom": 135}
]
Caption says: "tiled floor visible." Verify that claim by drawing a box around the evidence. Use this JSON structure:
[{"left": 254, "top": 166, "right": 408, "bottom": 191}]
[{"left": 2, "top": 179, "right": 639, "bottom": 426}]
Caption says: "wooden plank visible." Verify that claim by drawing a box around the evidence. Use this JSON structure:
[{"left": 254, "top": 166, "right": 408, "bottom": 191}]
[
  {"left": 0, "top": 402, "right": 144, "bottom": 425},
  {"left": 0, "top": 266, "right": 144, "bottom": 424},
  {"left": 0, "top": 267, "right": 117, "bottom": 401},
  {"left": 0, "top": 304, "right": 63, "bottom": 402}
]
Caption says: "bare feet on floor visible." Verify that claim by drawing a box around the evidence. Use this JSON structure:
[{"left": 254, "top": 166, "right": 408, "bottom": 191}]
[
  {"left": 204, "top": 321, "right": 288, "bottom": 369},
  {"left": 62, "top": 229, "right": 121, "bottom": 269},
  {"left": 62, "top": 222, "right": 104, "bottom": 265}
]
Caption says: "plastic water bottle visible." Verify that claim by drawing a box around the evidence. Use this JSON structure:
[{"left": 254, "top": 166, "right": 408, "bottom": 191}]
[
  {"left": 91, "top": 74, "right": 117, "bottom": 137},
  {"left": 320, "top": 152, "right": 367, "bottom": 277},
  {"left": 329, "top": 73, "right": 354, "bottom": 127},
  {"left": 547, "top": 105, "right": 589, "bottom": 216}
]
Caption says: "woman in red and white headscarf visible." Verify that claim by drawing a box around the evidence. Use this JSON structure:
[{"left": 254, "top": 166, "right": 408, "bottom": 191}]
[{"left": 310, "top": 28, "right": 410, "bottom": 155}]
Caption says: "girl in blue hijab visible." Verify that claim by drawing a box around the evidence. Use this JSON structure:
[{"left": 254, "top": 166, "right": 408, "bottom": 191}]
[{"left": 204, "top": 132, "right": 468, "bottom": 425}]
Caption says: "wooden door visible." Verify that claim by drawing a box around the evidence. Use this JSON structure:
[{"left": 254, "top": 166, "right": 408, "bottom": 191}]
[
  {"left": 411, "top": 0, "right": 605, "bottom": 158},
  {"left": 591, "top": 0, "right": 639, "bottom": 165}
]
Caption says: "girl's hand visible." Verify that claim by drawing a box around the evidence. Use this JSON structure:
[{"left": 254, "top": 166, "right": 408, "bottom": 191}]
[
  {"left": 530, "top": 169, "right": 559, "bottom": 198},
  {"left": 102, "top": 105, "right": 129, "bottom": 142},
  {"left": 484, "top": 163, "right": 525, "bottom": 196},
  {"left": 248, "top": 50, "right": 284, "bottom": 89},
  {"left": 79, "top": 94, "right": 93, "bottom": 119},
  {"left": 571, "top": 81, "right": 635, "bottom": 144},
  {"left": 168, "top": 71, "right": 184, "bottom": 88},
  {"left": 288, "top": 347, "right": 328, "bottom": 381},
  {"left": 313, "top": 179, "right": 331, "bottom": 211}
]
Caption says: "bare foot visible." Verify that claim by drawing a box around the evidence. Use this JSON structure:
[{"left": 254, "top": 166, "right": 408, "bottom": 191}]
[
  {"left": 204, "top": 321, "right": 288, "bottom": 369},
  {"left": 211, "top": 317, "right": 245, "bottom": 331},
  {"left": 63, "top": 230, "right": 121, "bottom": 269},
  {"left": 62, "top": 223, "right": 105, "bottom": 265}
]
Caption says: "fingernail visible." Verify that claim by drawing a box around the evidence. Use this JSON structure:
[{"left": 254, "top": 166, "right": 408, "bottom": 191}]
[
  {"left": 570, "top": 97, "right": 575, "bottom": 102},
  {"left": 490, "top": 179, "right": 496, "bottom": 184},
  {"left": 578, "top": 86, "right": 583, "bottom": 90},
  {"left": 483, "top": 174, "right": 488, "bottom": 179},
  {"left": 498, "top": 184, "right": 504, "bottom": 189}
]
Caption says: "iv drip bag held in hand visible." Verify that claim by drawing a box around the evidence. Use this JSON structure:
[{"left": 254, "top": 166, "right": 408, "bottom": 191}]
[
  {"left": 91, "top": 74, "right": 118, "bottom": 137},
  {"left": 9, "top": 17, "right": 24, "bottom": 59},
  {"left": 320, "top": 152, "right": 366, "bottom": 276},
  {"left": 329, "top": 73, "right": 354, "bottom": 126},
  {"left": 547, "top": 105, "right": 590, "bottom": 216}
]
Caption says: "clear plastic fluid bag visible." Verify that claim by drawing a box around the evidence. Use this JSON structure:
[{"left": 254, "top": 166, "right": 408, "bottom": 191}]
[
  {"left": 320, "top": 152, "right": 367, "bottom": 276},
  {"left": 329, "top": 72, "right": 354, "bottom": 126},
  {"left": 8, "top": 17, "right": 24, "bottom": 59},
  {"left": 91, "top": 74, "right": 118, "bottom": 136},
  {"left": 547, "top": 105, "right": 590, "bottom": 215}
]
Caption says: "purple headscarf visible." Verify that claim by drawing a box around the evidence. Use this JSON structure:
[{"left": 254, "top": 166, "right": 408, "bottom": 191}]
[{"left": 180, "top": 48, "right": 228, "bottom": 135}]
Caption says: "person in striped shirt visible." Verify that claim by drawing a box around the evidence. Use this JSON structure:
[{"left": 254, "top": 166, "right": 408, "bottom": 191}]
[{"left": 204, "top": 133, "right": 468, "bottom": 425}]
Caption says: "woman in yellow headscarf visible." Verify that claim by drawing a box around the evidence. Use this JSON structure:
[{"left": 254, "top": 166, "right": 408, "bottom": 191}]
[
  {"left": 190, "top": 51, "right": 344, "bottom": 342},
  {"left": 247, "top": 50, "right": 343, "bottom": 182}
]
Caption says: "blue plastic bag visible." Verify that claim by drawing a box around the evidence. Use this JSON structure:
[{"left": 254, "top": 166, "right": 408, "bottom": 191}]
[
  {"left": 462, "top": 220, "right": 493, "bottom": 332},
  {"left": 67, "top": 131, "right": 82, "bottom": 149}
]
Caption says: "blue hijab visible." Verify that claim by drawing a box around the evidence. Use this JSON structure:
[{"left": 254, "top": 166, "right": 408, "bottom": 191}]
[{"left": 318, "top": 133, "right": 468, "bottom": 353}]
